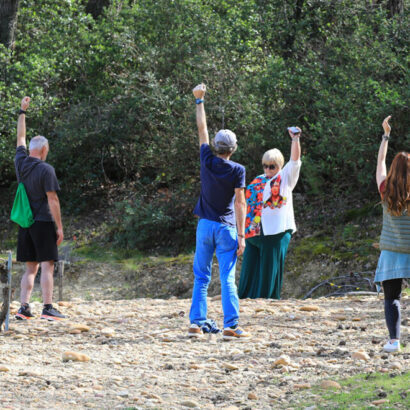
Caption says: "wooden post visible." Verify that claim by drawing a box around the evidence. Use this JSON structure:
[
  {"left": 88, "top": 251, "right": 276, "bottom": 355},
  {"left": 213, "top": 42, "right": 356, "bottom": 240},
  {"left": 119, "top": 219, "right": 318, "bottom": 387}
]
[
  {"left": 58, "top": 260, "right": 64, "bottom": 301},
  {"left": 5, "top": 251, "right": 12, "bottom": 331}
]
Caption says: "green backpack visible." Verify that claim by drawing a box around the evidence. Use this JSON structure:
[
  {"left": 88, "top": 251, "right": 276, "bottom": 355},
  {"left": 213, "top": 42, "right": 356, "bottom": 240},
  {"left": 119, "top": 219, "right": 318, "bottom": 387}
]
[
  {"left": 10, "top": 183, "right": 34, "bottom": 228},
  {"left": 10, "top": 162, "right": 40, "bottom": 228}
]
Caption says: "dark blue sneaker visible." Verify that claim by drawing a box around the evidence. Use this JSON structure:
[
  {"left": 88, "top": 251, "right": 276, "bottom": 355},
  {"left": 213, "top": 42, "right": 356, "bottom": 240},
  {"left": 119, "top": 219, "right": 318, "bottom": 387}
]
[{"left": 201, "top": 319, "right": 221, "bottom": 334}]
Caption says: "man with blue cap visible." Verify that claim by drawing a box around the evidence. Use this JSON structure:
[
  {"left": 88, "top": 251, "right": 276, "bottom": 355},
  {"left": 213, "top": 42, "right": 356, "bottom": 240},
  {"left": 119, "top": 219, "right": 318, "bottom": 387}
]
[{"left": 188, "top": 83, "right": 250, "bottom": 340}]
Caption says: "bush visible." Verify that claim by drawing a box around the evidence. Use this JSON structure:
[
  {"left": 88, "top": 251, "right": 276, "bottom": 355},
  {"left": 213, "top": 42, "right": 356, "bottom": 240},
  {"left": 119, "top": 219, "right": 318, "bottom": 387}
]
[{"left": 0, "top": 0, "right": 408, "bottom": 250}]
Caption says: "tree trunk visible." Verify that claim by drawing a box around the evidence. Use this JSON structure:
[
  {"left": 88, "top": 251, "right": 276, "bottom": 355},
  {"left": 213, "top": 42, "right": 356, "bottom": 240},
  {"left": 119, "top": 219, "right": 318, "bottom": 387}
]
[
  {"left": 283, "top": 0, "right": 305, "bottom": 59},
  {"left": 0, "top": 261, "right": 10, "bottom": 331},
  {"left": 387, "top": 0, "right": 404, "bottom": 16},
  {"left": 0, "top": 0, "right": 20, "bottom": 48},
  {"left": 85, "top": 0, "right": 110, "bottom": 19}
]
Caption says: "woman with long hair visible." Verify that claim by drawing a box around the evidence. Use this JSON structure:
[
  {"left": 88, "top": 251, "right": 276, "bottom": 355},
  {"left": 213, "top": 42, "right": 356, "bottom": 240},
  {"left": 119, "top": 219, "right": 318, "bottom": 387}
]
[{"left": 375, "top": 115, "right": 410, "bottom": 353}]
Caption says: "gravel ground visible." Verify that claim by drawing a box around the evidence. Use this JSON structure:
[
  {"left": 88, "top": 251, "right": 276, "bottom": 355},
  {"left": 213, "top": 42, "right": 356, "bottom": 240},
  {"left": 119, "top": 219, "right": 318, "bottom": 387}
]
[{"left": 0, "top": 295, "right": 408, "bottom": 409}]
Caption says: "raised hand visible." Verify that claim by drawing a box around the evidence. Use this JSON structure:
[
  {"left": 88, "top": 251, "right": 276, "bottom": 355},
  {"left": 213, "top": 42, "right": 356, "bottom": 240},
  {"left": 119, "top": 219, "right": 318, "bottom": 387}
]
[
  {"left": 288, "top": 126, "right": 302, "bottom": 139},
  {"left": 382, "top": 115, "right": 391, "bottom": 136},
  {"left": 21, "top": 96, "right": 31, "bottom": 111},
  {"left": 193, "top": 83, "right": 206, "bottom": 99}
]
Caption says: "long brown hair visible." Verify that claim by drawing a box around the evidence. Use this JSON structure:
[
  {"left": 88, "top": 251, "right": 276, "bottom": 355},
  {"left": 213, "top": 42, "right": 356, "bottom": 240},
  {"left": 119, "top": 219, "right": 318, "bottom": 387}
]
[{"left": 384, "top": 152, "right": 410, "bottom": 216}]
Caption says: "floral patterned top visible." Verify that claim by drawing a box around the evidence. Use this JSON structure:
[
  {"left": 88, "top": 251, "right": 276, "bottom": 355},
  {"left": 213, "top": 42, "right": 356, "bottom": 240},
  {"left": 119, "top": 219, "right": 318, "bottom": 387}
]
[{"left": 245, "top": 174, "right": 269, "bottom": 239}]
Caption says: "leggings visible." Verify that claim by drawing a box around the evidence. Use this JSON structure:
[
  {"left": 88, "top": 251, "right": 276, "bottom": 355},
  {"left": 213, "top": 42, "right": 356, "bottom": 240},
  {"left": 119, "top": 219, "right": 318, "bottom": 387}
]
[{"left": 382, "top": 279, "right": 402, "bottom": 340}]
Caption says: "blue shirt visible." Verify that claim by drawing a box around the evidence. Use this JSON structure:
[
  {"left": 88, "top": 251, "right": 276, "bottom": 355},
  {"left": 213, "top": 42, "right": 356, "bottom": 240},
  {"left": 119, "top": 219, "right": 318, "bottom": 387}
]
[{"left": 194, "top": 144, "right": 246, "bottom": 227}]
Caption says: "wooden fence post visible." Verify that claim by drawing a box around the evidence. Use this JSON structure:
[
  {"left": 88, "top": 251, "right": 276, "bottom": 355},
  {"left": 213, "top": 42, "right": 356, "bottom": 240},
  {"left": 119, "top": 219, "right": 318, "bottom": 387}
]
[
  {"left": 5, "top": 251, "right": 12, "bottom": 331},
  {"left": 58, "top": 260, "right": 64, "bottom": 301}
]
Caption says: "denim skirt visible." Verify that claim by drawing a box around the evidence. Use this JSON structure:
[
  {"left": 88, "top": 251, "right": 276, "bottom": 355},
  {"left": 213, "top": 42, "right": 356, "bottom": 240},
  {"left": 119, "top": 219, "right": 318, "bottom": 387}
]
[{"left": 374, "top": 250, "right": 410, "bottom": 285}]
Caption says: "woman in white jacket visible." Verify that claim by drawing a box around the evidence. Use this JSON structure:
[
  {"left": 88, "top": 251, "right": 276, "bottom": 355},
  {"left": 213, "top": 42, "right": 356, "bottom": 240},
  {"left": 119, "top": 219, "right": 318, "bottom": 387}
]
[{"left": 238, "top": 127, "right": 302, "bottom": 299}]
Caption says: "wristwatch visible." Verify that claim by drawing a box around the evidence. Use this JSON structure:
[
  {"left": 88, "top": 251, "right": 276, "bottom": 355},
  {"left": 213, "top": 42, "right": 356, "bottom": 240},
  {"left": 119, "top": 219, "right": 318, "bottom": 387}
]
[
  {"left": 382, "top": 134, "right": 390, "bottom": 141},
  {"left": 195, "top": 98, "right": 204, "bottom": 105},
  {"left": 18, "top": 109, "right": 26, "bottom": 115}
]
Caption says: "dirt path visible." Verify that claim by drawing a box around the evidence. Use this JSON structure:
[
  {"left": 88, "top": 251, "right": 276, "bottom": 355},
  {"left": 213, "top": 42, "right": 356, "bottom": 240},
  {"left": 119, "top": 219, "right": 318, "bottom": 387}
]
[{"left": 0, "top": 294, "right": 408, "bottom": 409}]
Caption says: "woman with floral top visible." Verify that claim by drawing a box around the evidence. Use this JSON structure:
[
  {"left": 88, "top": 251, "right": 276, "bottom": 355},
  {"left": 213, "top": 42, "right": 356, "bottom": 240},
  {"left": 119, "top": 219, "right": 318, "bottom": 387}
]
[
  {"left": 238, "top": 127, "right": 302, "bottom": 299},
  {"left": 375, "top": 115, "right": 410, "bottom": 353}
]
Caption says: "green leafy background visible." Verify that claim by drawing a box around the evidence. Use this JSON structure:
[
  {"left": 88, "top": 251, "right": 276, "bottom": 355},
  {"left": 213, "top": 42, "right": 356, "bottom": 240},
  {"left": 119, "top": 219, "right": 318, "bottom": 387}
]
[{"left": 0, "top": 0, "right": 408, "bottom": 250}]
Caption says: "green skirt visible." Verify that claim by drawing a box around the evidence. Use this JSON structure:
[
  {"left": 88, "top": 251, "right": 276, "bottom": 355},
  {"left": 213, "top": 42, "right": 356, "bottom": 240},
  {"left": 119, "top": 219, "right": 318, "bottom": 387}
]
[{"left": 238, "top": 229, "right": 292, "bottom": 299}]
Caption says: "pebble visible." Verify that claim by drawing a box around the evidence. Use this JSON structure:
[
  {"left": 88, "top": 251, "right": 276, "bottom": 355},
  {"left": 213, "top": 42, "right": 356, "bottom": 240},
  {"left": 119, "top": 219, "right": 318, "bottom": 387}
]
[
  {"left": 320, "top": 380, "right": 342, "bottom": 390},
  {"left": 390, "top": 362, "right": 401, "bottom": 370},
  {"left": 18, "top": 371, "right": 41, "bottom": 377},
  {"left": 117, "top": 390, "right": 129, "bottom": 397},
  {"left": 223, "top": 362, "right": 239, "bottom": 371},
  {"left": 352, "top": 351, "right": 370, "bottom": 361},
  {"left": 371, "top": 399, "right": 389, "bottom": 405},
  {"left": 300, "top": 305, "right": 319, "bottom": 312},
  {"left": 180, "top": 400, "right": 200, "bottom": 408},
  {"left": 0, "top": 365, "right": 10, "bottom": 372},
  {"left": 62, "top": 351, "right": 90, "bottom": 362},
  {"left": 294, "top": 383, "right": 311, "bottom": 389},
  {"left": 100, "top": 327, "right": 115, "bottom": 337},
  {"left": 248, "top": 392, "right": 258, "bottom": 400},
  {"left": 189, "top": 364, "right": 203, "bottom": 370},
  {"left": 70, "top": 324, "right": 90, "bottom": 332},
  {"left": 273, "top": 355, "right": 291, "bottom": 367}
]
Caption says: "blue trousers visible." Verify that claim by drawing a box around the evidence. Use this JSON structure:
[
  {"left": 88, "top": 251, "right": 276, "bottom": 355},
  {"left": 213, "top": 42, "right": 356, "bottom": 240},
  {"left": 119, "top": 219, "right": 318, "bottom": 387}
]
[{"left": 189, "top": 218, "right": 239, "bottom": 328}]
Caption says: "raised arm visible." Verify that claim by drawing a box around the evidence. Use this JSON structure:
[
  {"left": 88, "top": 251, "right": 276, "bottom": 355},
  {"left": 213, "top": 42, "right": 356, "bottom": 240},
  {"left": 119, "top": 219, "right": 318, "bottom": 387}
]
[
  {"left": 234, "top": 188, "right": 246, "bottom": 256},
  {"left": 192, "top": 84, "right": 209, "bottom": 147},
  {"left": 376, "top": 115, "right": 391, "bottom": 188},
  {"left": 288, "top": 126, "right": 301, "bottom": 161},
  {"left": 17, "top": 97, "right": 31, "bottom": 148}
]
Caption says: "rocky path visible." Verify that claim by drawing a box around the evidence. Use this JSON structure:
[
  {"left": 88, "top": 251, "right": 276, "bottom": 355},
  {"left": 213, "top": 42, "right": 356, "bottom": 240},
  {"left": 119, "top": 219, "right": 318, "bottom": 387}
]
[{"left": 0, "top": 295, "right": 408, "bottom": 409}]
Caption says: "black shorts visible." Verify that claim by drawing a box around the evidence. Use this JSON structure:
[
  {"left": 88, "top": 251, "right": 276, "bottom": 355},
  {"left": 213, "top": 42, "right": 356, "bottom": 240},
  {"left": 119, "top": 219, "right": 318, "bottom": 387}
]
[{"left": 17, "top": 221, "right": 58, "bottom": 262}]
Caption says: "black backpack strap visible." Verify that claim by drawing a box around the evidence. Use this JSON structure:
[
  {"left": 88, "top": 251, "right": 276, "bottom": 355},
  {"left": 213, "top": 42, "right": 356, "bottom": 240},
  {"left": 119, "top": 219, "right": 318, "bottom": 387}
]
[
  {"left": 18, "top": 160, "right": 41, "bottom": 183},
  {"left": 17, "top": 161, "right": 42, "bottom": 220}
]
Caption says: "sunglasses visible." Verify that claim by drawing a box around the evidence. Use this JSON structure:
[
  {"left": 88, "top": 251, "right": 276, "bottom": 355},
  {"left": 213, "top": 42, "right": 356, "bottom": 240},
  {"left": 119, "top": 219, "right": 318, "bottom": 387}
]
[{"left": 263, "top": 164, "right": 277, "bottom": 170}]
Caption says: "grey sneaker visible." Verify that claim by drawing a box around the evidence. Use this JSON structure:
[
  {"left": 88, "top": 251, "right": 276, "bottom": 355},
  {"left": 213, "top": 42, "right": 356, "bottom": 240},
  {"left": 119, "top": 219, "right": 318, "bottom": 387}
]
[{"left": 41, "top": 305, "right": 66, "bottom": 321}]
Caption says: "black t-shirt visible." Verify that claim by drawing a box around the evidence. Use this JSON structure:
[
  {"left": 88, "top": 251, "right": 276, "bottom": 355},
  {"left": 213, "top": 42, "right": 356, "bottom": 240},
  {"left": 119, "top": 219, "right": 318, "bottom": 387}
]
[{"left": 14, "top": 146, "right": 60, "bottom": 222}]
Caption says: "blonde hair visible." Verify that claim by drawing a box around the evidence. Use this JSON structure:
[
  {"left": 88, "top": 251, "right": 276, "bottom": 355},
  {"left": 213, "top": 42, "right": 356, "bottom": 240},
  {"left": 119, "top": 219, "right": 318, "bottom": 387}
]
[{"left": 262, "top": 149, "right": 284, "bottom": 169}]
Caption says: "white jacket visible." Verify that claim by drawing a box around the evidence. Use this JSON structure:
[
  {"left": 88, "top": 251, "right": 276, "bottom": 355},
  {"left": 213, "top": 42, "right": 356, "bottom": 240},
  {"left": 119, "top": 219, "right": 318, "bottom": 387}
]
[{"left": 261, "top": 159, "right": 302, "bottom": 236}]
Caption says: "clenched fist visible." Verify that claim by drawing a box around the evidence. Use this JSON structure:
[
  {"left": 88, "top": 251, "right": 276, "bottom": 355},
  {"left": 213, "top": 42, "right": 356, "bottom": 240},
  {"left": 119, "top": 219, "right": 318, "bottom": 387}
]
[
  {"left": 382, "top": 115, "right": 391, "bottom": 136},
  {"left": 21, "top": 96, "right": 31, "bottom": 111},
  {"left": 193, "top": 84, "right": 206, "bottom": 100}
]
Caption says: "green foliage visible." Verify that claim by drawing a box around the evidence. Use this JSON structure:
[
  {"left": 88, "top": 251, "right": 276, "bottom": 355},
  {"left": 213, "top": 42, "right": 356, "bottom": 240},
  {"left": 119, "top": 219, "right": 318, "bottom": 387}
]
[
  {"left": 109, "top": 185, "right": 197, "bottom": 251},
  {"left": 0, "top": 0, "right": 408, "bottom": 250}
]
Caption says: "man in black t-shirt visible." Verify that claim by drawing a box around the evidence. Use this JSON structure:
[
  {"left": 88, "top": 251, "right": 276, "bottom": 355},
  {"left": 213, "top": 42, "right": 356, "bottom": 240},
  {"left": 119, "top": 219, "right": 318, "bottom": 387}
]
[{"left": 14, "top": 96, "right": 66, "bottom": 321}]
